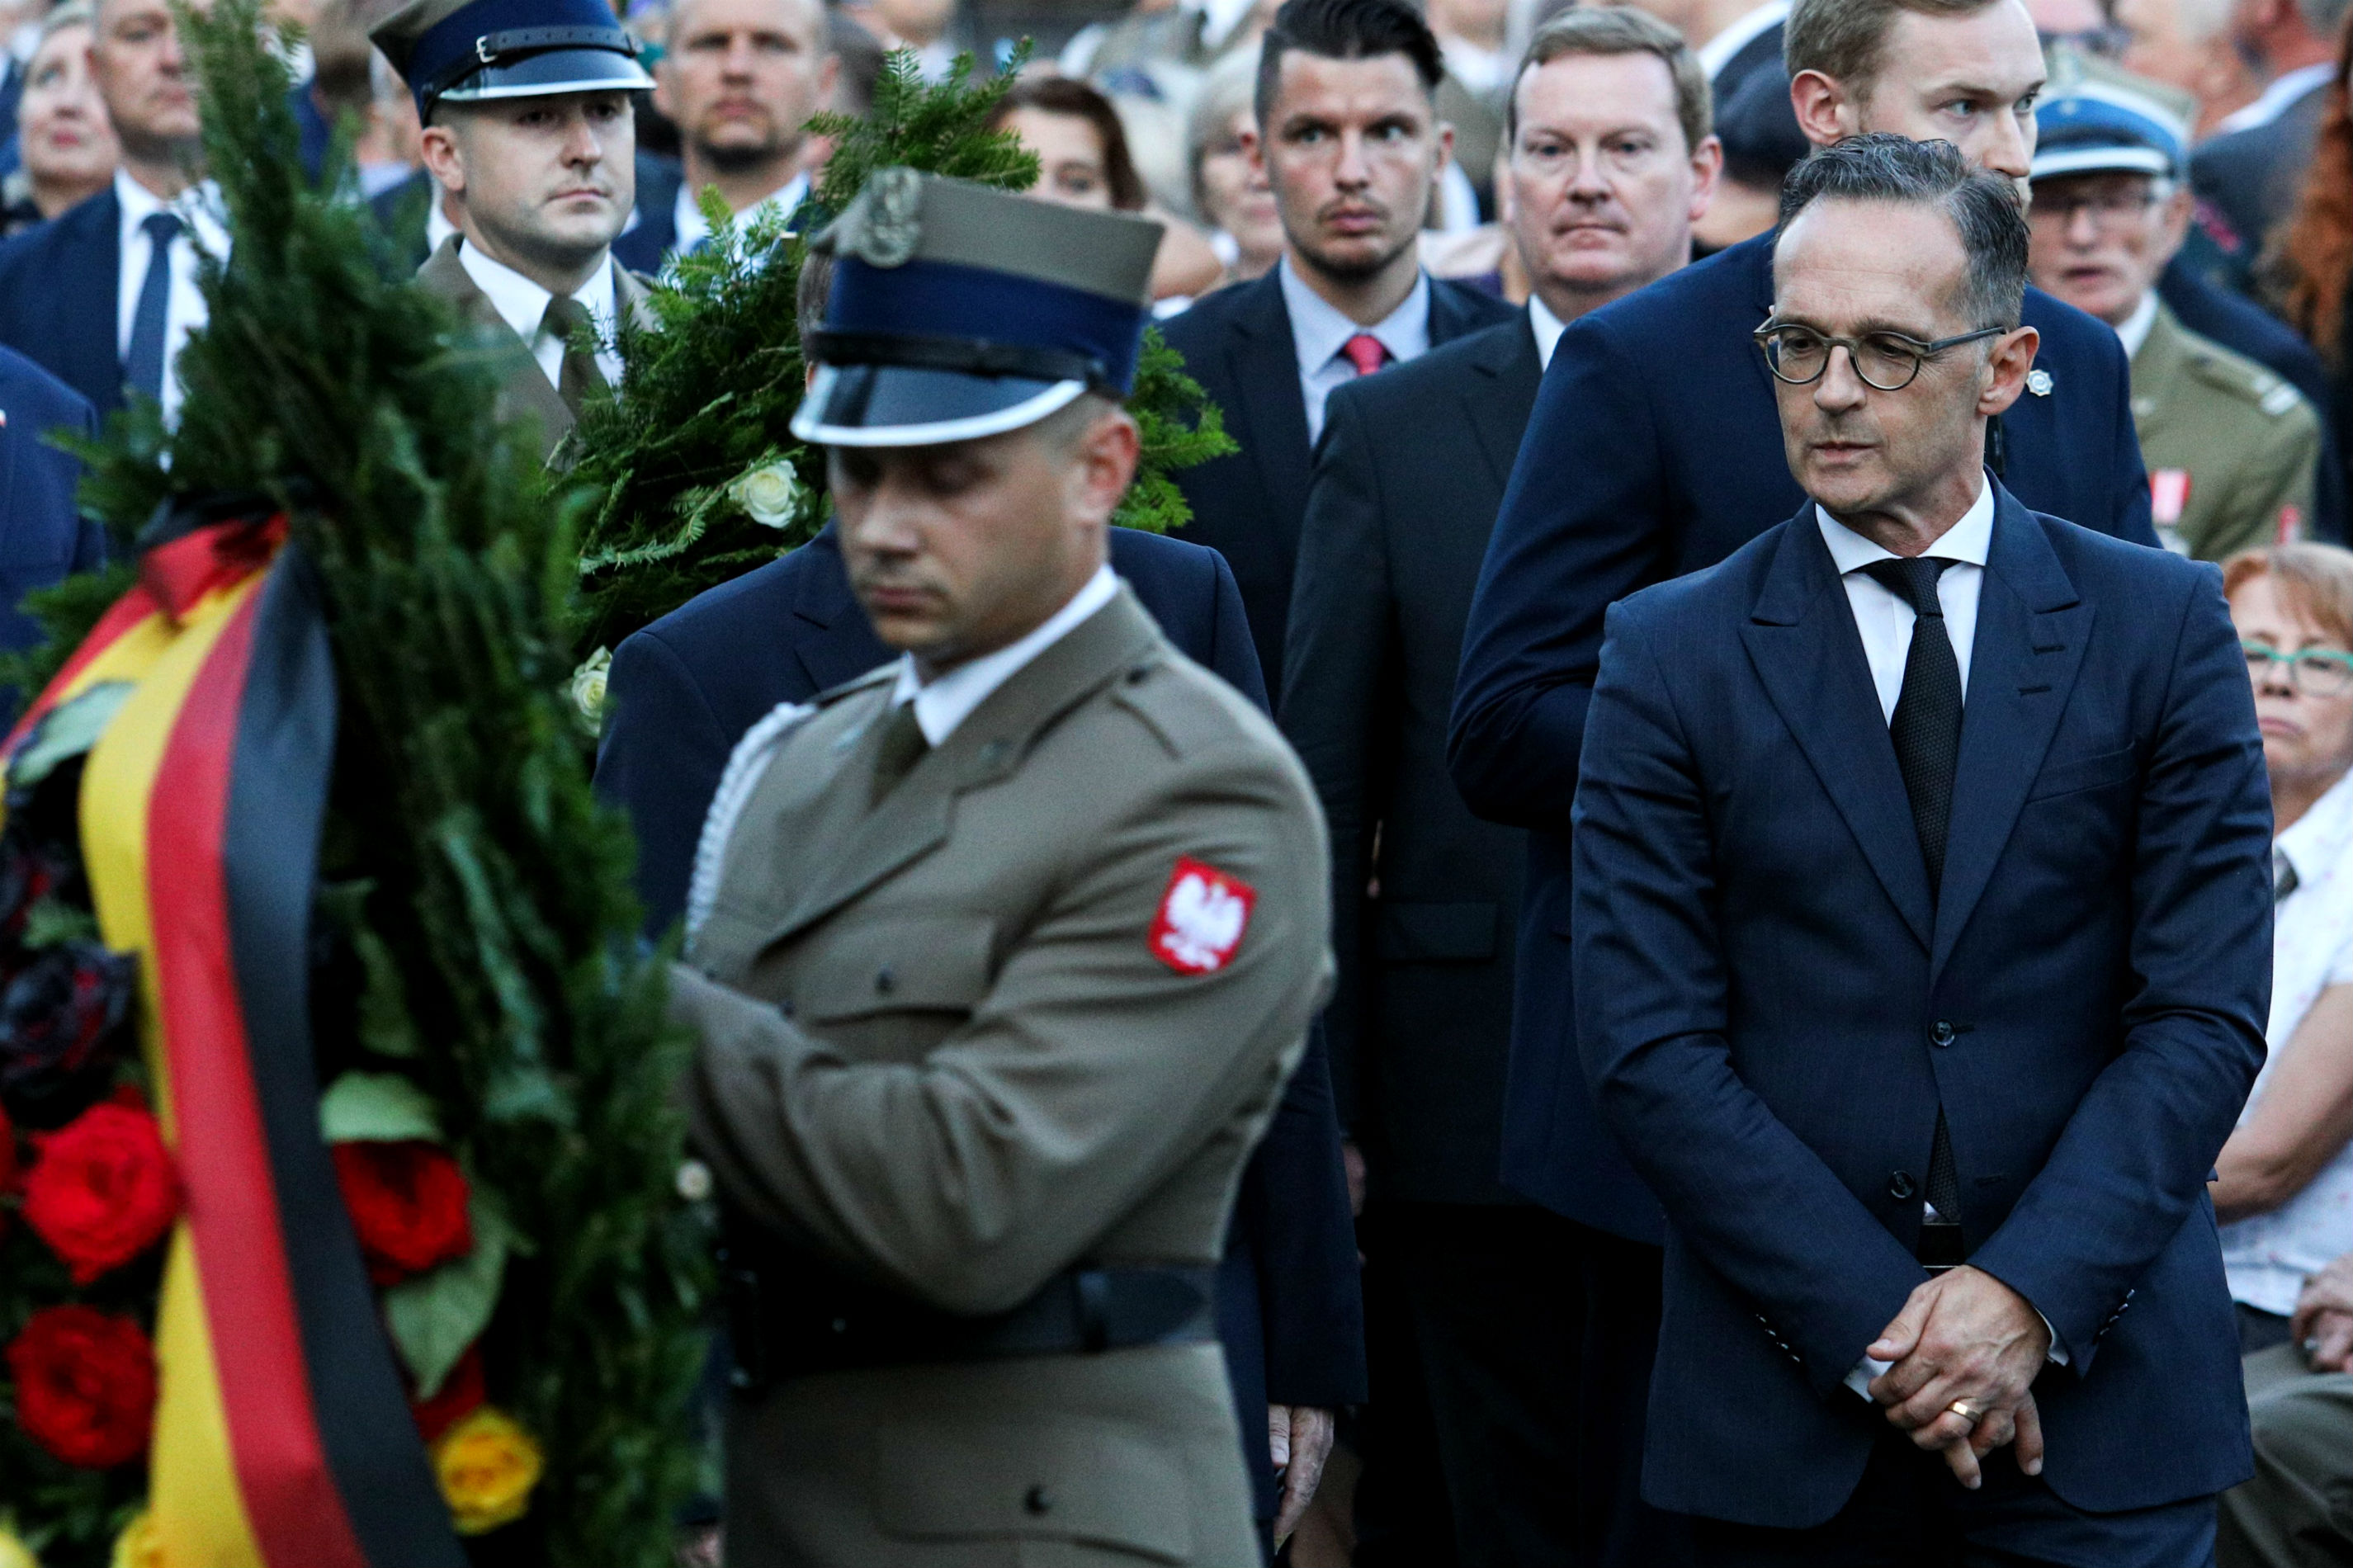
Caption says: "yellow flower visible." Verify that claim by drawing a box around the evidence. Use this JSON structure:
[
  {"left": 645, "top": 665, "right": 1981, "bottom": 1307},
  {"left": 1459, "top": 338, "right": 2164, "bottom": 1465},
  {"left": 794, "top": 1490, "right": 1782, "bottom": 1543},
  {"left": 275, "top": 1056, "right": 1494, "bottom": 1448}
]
[
  {"left": 432, "top": 1405, "right": 545, "bottom": 1536},
  {"left": 108, "top": 1513, "right": 159, "bottom": 1568},
  {"left": 0, "top": 1524, "right": 39, "bottom": 1568}
]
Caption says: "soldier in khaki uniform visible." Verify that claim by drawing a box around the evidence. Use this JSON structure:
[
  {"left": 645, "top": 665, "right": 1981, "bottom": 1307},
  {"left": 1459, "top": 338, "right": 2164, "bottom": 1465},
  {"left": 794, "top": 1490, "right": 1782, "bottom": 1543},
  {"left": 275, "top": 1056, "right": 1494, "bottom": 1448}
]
[
  {"left": 2026, "top": 76, "right": 2322, "bottom": 561},
  {"left": 372, "top": 0, "right": 658, "bottom": 464},
  {"left": 665, "top": 170, "right": 1334, "bottom": 1567}
]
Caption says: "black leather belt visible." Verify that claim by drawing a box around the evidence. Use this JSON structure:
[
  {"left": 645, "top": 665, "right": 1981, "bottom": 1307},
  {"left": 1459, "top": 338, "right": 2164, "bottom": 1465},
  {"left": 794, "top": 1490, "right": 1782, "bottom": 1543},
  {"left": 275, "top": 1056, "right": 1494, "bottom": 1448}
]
[
  {"left": 1918, "top": 1220, "right": 1966, "bottom": 1273},
  {"left": 722, "top": 1235, "right": 1218, "bottom": 1391}
]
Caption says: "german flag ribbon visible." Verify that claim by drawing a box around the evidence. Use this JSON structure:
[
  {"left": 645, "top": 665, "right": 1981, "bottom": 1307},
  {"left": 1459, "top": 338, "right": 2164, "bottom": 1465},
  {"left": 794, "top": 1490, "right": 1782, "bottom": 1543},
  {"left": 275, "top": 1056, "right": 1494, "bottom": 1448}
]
[{"left": 12, "top": 512, "right": 462, "bottom": 1567}]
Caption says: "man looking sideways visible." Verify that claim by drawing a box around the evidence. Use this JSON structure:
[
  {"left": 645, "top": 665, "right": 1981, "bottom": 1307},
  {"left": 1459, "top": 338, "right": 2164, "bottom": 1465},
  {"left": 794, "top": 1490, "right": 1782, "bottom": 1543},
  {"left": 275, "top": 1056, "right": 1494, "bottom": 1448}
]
[
  {"left": 618, "top": 0, "right": 836, "bottom": 270},
  {"left": 1576, "top": 132, "right": 2266, "bottom": 1563},
  {"left": 373, "top": 0, "right": 656, "bottom": 463},
  {"left": 1279, "top": 8, "right": 1718, "bottom": 1564}
]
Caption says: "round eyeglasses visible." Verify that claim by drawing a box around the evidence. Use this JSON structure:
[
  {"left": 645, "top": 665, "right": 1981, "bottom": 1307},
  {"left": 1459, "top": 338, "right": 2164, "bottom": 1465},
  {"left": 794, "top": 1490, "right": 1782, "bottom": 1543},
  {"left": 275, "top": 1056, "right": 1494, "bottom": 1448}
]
[
  {"left": 1753, "top": 324, "right": 2007, "bottom": 392},
  {"left": 2245, "top": 641, "right": 2353, "bottom": 698}
]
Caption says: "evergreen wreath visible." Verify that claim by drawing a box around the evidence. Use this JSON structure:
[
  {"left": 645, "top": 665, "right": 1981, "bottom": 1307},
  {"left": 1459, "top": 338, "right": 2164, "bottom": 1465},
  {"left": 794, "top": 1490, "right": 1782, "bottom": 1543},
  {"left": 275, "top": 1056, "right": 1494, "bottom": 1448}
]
[
  {"left": 562, "top": 45, "right": 1239, "bottom": 664},
  {"left": 2, "top": 0, "right": 711, "bottom": 1561}
]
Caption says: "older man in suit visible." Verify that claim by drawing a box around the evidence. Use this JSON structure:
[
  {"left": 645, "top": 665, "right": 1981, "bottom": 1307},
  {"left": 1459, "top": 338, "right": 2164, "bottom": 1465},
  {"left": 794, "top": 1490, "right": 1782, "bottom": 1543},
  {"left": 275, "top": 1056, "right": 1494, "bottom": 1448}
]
[
  {"left": 1280, "top": 10, "right": 1718, "bottom": 1566},
  {"left": 1576, "top": 133, "right": 2267, "bottom": 1562},
  {"left": 371, "top": 0, "right": 657, "bottom": 464},
  {"left": 1160, "top": 0, "right": 1513, "bottom": 702}
]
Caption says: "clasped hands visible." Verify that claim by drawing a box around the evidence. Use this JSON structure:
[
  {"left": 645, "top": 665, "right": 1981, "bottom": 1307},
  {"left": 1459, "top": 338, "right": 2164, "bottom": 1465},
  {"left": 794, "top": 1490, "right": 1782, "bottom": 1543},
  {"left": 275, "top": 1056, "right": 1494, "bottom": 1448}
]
[{"left": 1864, "top": 1265, "right": 2051, "bottom": 1490}]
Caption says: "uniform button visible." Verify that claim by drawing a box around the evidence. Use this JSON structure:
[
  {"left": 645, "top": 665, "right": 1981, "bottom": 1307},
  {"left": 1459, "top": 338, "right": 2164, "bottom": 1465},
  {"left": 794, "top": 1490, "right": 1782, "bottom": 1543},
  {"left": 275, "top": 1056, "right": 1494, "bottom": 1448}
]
[
  {"left": 1931, "top": 1021, "right": 1956, "bottom": 1047},
  {"left": 875, "top": 966, "right": 895, "bottom": 995},
  {"left": 1024, "top": 1485, "right": 1053, "bottom": 1515},
  {"left": 1888, "top": 1170, "right": 1918, "bottom": 1202}
]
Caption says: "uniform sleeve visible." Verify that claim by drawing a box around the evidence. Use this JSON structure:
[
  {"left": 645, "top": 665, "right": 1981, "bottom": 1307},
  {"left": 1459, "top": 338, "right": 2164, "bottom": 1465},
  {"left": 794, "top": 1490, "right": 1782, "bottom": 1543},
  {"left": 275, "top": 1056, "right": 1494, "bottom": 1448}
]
[{"left": 670, "top": 742, "right": 1335, "bottom": 1315}]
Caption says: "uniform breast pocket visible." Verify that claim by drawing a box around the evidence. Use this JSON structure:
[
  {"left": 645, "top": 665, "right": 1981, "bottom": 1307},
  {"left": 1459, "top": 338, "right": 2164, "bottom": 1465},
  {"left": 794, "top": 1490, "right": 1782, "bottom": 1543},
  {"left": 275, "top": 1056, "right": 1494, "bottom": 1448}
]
[
  {"left": 796, "top": 915, "right": 998, "bottom": 1024},
  {"left": 874, "top": 1419, "right": 1195, "bottom": 1562},
  {"left": 2025, "top": 744, "right": 2138, "bottom": 803}
]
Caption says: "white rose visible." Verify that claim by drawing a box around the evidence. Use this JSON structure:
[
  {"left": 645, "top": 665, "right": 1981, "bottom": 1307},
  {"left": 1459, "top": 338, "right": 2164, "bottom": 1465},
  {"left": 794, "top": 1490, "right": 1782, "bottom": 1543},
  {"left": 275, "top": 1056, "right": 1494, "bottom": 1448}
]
[
  {"left": 729, "top": 461, "right": 801, "bottom": 528},
  {"left": 570, "top": 647, "right": 612, "bottom": 730}
]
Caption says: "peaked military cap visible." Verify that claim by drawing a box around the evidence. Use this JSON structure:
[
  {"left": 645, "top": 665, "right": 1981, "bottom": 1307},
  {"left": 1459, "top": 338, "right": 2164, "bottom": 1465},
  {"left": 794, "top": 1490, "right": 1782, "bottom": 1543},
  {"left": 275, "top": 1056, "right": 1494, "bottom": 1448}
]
[
  {"left": 2030, "top": 75, "right": 2190, "bottom": 182},
  {"left": 371, "top": 0, "right": 653, "bottom": 121},
  {"left": 793, "top": 169, "right": 1165, "bottom": 447}
]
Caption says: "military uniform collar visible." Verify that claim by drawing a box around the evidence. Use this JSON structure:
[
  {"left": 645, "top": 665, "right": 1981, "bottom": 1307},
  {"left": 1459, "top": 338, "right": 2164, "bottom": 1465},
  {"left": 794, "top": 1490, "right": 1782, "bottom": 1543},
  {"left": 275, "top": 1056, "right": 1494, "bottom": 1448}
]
[
  {"left": 2114, "top": 292, "right": 2159, "bottom": 361},
  {"left": 890, "top": 563, "right": 1120, "bottom": 747}
]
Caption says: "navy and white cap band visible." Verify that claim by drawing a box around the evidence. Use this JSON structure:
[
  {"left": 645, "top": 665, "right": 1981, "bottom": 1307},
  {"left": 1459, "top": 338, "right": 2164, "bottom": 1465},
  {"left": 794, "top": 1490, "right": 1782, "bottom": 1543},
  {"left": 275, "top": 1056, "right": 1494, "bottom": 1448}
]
[
  {"left": 371, "top": 0, "right": 654, "bottom": 119},
  {"left": 2029, "top": 77, "right": 2191, "bottom": 182},
  {"left": 794, "top": 169, "right": 1165, "bottom": 447}
]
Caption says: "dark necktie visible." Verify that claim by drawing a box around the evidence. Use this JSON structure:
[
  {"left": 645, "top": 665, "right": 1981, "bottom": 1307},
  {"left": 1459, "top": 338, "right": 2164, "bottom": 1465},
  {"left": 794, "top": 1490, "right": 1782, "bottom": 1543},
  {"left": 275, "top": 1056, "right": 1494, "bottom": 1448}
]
[
  {"left": 1340, "top": 333, "right": 1390, "bottom": 377},
  {"left": 541, "top": 293, "right": 606, "bottom": 419},
  {"left": 869, "top": 701, "right": 930, "bottom": 807},
  {"left": 125, "top": 211, "right": 182, "bottom": 405},
  {"left": 1862, "top": 555, "right": 1967, "bottom": 1235},
  {"left": 2276, "top": 848, "right": 2299, "bottom": 904}
]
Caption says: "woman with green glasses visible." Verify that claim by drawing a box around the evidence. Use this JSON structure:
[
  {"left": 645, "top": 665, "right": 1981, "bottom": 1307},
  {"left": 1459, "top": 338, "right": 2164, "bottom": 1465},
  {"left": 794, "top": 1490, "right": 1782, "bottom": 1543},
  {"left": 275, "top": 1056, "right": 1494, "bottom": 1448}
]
[{"left": 2216, "top": 542, "right": 2353, "bottom": 1357}]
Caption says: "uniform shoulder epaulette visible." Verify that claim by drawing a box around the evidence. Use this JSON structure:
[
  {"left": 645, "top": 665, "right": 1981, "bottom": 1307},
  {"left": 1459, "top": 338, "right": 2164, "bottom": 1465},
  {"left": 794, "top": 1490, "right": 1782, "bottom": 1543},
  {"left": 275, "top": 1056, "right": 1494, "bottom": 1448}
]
[
  {"left": 2181, "top": 331, "right": 2308, "bottom": 419},
  {"left": 1109, "top": 650, "right": 1282, "bottom": 761}
]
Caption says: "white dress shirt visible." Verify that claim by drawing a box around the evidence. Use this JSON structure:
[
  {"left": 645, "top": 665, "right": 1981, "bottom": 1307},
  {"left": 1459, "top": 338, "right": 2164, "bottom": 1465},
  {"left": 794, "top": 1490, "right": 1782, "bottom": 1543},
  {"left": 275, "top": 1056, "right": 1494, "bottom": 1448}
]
[
  {"left": 455, "top": 239, "right": 626, "bottom": 390},
  {"left": 2214, "top": 62, "right": 2334, "bottom": 135},
  {"left": 426, "top": 190, "right": 461, "bottom": 257},
  {"left": 1278, "top": 256, "right": 1433, "bottom": 446},
  {"left": 889, "top": 564, "right": 1120, "bottom": 745},
  {"left": 114, "top": 170, "right": 231, "bottom": 430},
  {"left": 1529, "top": 293, "right": 1568, "bottom": 372},
  {"left": 2221, "top": 768, "right": 2353, "bottom": 1314},
  {"left": 673, "top": 169, "right": 810, "bottom": 257},
  {"left": 2113, "top": 291, "right": 2159, "bottom": 361},
  {"left": 1818, "top": 476, "right": 1994, "bottom": 720}
]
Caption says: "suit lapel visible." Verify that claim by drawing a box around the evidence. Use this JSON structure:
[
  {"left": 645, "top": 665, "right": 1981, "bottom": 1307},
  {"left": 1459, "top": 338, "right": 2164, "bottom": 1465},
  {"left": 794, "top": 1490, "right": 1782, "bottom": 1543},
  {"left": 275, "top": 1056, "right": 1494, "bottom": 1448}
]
[
  {"left": 791, "top": 527, "right": 896, "bottom": 692},
  {"left": 1930, "top": 496, "right": 2090, "bottom": 980},
  {"left": 1226, "top": 275, "right": 1314, "bottom": 555},
  {"left": 78, "top": 190, "right": 122, "bottom": 409},
  {"left": 418, "top": 238, "right": 577, "bottom": 456},
  {"left": 766, "top": 591, "right": 1163, "bottom": 944},
  {"left": 1739, "top": 513, "right": 1936, "bottom": 949},
  {"left": 1463, "top": 314, "right": 1541, "bottom": 492}
]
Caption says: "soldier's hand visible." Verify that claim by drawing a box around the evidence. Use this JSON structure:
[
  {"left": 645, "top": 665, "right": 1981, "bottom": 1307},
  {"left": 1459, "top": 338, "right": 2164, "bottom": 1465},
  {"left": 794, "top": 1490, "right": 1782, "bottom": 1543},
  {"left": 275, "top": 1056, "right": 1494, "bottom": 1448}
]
[{"left": 1269, "top": 1404, "right": 1335, "bottom": 1543}]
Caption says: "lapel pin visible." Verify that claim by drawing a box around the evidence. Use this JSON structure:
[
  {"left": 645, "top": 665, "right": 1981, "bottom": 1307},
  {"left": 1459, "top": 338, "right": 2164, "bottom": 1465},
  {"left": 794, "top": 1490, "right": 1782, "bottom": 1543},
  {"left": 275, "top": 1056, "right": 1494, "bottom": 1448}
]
[{"left": 2025, "top": 369, "right": 2053, "bottom": 397}]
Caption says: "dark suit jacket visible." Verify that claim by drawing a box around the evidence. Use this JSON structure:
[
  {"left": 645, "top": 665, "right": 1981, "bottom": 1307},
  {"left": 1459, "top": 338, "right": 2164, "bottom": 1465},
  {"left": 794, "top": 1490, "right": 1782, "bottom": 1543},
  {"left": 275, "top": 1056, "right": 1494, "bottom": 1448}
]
[
  {"left": 1280, "top": 313, "right": 1537, "bottom": 1204},
  {"left": 2191, "top": 80, "right": 2327, "bottom": 258},
  {"left": 594, "top": 523, "right": 1367, "bottom": 1522},
  {"left": 1449, "top": 231, "right": 2158, "bottom": 1244},
  {"left": 1573, "top": 488, "right": 2266, "bottom": 1528},
  {"left": 0, "top": 347, "right": 103, "bottom": 666},
  {"left": 0, "top": 182, "right": 121, "bottom": 416},
  {"left": 611, "top": 153, "right": 685, "bottom": 275},
  {"left": 1161, "top": 268, "right": 1517, "bottom": 699}
]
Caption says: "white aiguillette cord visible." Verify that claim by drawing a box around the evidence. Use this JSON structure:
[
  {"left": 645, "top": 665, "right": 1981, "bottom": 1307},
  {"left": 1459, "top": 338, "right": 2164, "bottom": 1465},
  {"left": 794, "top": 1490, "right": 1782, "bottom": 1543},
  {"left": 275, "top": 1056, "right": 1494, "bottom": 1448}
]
[{"left": 686, "top": 698, "right": 816, "bottom": 942}]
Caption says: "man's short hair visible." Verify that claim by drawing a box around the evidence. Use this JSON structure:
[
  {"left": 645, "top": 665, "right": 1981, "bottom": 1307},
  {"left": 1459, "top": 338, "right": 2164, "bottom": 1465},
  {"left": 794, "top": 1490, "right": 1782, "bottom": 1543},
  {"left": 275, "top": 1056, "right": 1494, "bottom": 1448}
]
[
  {"left": 1254, "top": 0, "right": 1444, "bottom": 129},
  {"left": 1777, "top": 132, "right": 2029, "bottom": 329},
  {"left": 1505, "top": 6, "right": 1711, "bottom": 153},
  {"left": 1784, "top": 0, "right": 1997, "bottom": 100}
]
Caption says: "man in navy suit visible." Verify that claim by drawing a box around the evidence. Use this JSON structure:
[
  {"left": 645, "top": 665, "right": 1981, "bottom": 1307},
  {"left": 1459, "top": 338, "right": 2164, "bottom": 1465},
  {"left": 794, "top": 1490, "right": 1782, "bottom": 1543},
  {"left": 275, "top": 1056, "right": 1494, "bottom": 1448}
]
[
  {"left": 1160, "top": 0, "right": 1514, "bottom": 702},
  {"left": 0, "top": 345, "right": 103, "bottom": 667},
  {"left": 1450, "top": 0, "right": 2160, "bottom": 1548},
  {"left": 1576, "top": 134, "right": 2267, "bottom": 1561},
  {"left": 595, "top": 518, "right": 1366, "bottom": 1553}
]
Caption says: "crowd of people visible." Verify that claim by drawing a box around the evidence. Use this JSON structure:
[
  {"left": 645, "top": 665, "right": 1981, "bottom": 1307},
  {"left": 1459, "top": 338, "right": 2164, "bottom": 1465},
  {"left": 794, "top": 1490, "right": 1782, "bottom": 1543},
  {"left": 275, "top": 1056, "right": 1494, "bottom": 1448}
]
[{"left": 7, "top": 0, "right": 2353, "bottom": 1556}]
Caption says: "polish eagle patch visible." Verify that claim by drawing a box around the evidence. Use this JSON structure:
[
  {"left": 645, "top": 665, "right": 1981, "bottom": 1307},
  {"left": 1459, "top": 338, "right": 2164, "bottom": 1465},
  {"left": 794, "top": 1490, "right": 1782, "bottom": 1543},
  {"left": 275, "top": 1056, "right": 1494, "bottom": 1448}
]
[{"left": 1151, "top": 857, "right": 1256, "bottom": 975}]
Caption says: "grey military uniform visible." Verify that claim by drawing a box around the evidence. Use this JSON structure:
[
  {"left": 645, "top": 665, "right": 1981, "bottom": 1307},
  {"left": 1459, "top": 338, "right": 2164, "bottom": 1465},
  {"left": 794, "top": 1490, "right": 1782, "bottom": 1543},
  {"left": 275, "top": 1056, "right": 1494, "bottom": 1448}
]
[
  {"left": 2131, "top": 298, "right": 2322, "bottom": 562},
  {"left": 669, "top": 587, "right": 1333, "bottom": 1567},
  {"left": 413, "top": 235, "right": 653, "bottom": 465}
]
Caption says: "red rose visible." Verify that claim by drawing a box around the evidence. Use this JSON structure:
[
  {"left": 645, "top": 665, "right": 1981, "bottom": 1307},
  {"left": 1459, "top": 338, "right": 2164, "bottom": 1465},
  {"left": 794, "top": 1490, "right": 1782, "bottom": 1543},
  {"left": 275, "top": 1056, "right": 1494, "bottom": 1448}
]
[
  {"left": 410, "top": 1344, "right": 486, "bottom": 1444},
  {"left": 0, "top": 1095, "right": 16, "bottom": 1240},
  {"left": 21, "top": 1102, "right": 180, "bottom": 1283},
  {"left": 332, "top": 1141, "right": 472, "bottom": 1285},
  {"left": 5, "top": 1306, "right": 157, "bottom": 1468}
]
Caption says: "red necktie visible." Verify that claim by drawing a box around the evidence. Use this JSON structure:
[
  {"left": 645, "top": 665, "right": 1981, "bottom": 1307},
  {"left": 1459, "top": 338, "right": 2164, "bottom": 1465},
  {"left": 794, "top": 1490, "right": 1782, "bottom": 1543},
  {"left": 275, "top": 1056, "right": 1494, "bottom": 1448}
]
[{"left": 1341, "top": 333, "right": 1391, "bottom": 377}]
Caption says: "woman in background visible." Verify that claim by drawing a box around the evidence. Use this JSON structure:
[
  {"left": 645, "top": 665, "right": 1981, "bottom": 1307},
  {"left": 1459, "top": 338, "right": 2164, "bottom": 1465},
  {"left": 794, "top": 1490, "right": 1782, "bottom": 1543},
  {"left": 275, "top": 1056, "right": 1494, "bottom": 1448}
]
[
  {"left": 2, "top": 4, "right": 118, "bottom": 237},
  {"left": 1185, "top": 48, "right": 1284, "bottom": 287}
]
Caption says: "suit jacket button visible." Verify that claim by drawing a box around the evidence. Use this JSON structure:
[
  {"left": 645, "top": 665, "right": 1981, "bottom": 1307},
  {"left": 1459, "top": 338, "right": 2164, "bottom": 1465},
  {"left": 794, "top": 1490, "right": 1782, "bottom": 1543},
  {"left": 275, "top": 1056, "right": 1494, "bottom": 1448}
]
[
  {"left": 1024, "top": 1485, "right": 1052, "bottom": 1515},
  {"left": 876, "top": 966, "right": 895, "bottom": 995},
  {"left": 1888, "top": 1170, "right": 1917, "bottom": 1201},
  {"left": 1931, "top": 1021, "right": 1956, "bottom": 1047}
]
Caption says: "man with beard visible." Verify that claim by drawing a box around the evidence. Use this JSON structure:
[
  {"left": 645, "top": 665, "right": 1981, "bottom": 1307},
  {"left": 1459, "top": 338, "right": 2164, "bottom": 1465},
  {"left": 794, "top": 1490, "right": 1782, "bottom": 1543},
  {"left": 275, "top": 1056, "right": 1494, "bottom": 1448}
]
[
  {"left": 616, "top": 0, "right": 835, "bottom": 270},
  {"left": 0, "top": 0, "right": 224, "bottom": 423},
  {"left": 372, "top": 0, "right": 656, "bottom": 464},
  {"left": 1160, "top": 0, "right": 1514, "bottom": 702},
  {"left": 1279, "top": 10, "right": 1719, "bottom": 1565}
]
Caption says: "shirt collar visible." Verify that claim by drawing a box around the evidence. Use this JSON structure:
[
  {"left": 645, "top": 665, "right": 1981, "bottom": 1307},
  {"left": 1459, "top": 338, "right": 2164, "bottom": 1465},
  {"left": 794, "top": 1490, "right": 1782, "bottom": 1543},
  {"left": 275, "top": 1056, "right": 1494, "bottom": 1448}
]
[
  {"left": 2114, "top": 291, "right": 2159, "bottom": 360},
  {"left": 1278, "top": 254, "right": 1431, "bottom": 379},
  {"left": 674, "top": 169, "right": 810, "bottom": 253},
  {"left": 456, "top": 238, "right": 617, "bottom": 346},
  {"left": 1696, "top": 0, "right": 1790, "bottom": 78},
  {"left": 2279, "top": 763, "right": 2353, "bottom": 876},
  {"left": 115, "top": 168, "right": 228, "bottom": 251},
  {"left": 889, "top": 564, "right": 1121, "bottom": 746},
  {"left": 2214, "top": 62, "right": 2335, "bottom": 135},
  {"left": 1816, "top": 472, "right": 1995, "bottom": 575},
  {"left": 1528, "top": 293, "right": 1568, "bottom": 371}
]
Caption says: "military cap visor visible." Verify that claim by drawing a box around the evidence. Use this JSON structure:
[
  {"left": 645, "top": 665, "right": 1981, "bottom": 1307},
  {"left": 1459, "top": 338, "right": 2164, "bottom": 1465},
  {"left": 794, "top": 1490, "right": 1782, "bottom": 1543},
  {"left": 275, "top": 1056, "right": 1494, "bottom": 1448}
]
[
  {"left": 2029, "top": 81, "right": 2189, "bottom": 182},
  {"left": 793, "top": 170, "right": 1163, "bottom": 446}
]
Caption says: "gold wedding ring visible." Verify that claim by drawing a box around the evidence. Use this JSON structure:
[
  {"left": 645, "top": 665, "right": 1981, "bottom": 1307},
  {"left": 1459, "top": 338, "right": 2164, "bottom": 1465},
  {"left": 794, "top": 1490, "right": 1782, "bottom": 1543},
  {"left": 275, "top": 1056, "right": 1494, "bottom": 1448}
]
[{"left": 1947, "top": 1400, "right": 1984, "bottom": 1426}]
